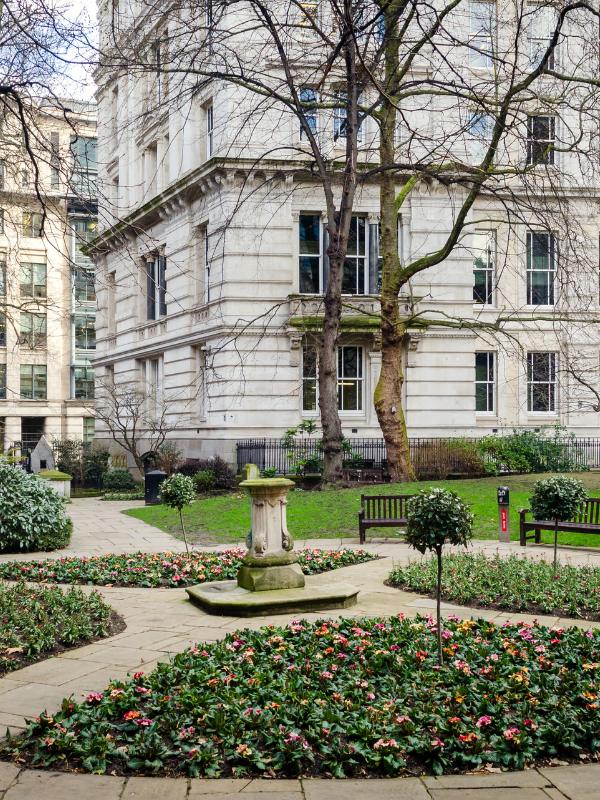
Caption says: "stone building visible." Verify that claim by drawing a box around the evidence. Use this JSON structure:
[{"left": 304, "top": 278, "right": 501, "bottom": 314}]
[
  {"left": 92, "top": 3, "right": 600, "bottom": 467},
  {"left": 0, "top": 100, "right": 97, "bottom": 455}
]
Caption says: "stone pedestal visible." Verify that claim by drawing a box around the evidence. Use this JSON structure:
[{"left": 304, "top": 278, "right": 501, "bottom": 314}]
[{"left": 237, "top": 478, "right": 305, "bottom": 592}]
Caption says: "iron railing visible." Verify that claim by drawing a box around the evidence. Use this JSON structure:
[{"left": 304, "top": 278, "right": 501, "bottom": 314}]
[{"left": 236, "top": 435, "right": 600, "bottom": 476}]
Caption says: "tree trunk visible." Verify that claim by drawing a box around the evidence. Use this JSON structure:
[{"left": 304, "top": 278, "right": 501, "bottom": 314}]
[
  {"left": 375, "top": 12, "right": 416, "bottom": 483},
  {"left": 436, "top": 546, "right": 443, "bottom": 667},
  {"left": 179, "top": 507, "right": 190, "bottom": 554},
  {"left": 319, "top": 254, "right": 344, "bottom": 486}
]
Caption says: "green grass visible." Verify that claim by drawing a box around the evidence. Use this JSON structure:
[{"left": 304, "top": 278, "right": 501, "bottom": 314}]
[{"left": 125, "top": 472, "right": 600, "bottom": 547}]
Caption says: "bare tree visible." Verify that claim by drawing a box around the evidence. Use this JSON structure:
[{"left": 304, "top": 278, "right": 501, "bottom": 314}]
[{"left": 94, "top": 379, "right": 179, "bottom": 473}]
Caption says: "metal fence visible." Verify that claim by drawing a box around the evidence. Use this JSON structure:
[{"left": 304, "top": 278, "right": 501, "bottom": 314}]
[{"left": 236, "top": 435, "right": 600, "bottom": 476}]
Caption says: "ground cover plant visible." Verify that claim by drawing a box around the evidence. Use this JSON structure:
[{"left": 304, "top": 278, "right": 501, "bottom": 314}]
[
  {"left": 0, "top": 548, "right": 375, "bottom": 588},
  {"left": 0, "top": 583, "right": 121, "bottom": 676},
  {"left": 3, "top": 614, "right": 599, "bottom": 777},
  {"left": 389, "top": 553, "right": 600, "bottom": 621},
  {"left": 0, "top": 462, "right": 72, "bottom": 552},
  {"left": 125, "top": 472, "right": 600, "bottom": 547}
]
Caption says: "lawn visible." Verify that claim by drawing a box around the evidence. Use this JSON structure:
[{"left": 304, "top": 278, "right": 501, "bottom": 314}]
[{"left": 125, "top": 472, "right": 600, "bottom": 547}]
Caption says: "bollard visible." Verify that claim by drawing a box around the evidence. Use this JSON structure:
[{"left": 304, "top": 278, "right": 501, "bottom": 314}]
[{"left": 497, "top": 486, "right": 510, "bottom": 543}]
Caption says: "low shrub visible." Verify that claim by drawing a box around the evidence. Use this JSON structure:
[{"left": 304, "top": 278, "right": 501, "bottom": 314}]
[
  {"left": 37, "top": 469, "right": 72, "bottom": 481},
  {"left": 389, "top": 552, "right": 600, "bottom": 620},
  {"left": 0, "top": 582, "right": 119, "bottom": 675},
  {"left": 0, "top": 548, "right": 376, "bottom": 588},
  {"left": 413, "top": 440, "right": 486, "bottom": 480},
  {"left": 101, "top": 491, "right": 145, "bottom": 501},
  {"left": 0, "top": 462, "right": 72, "bottom": 552},
  {"left": 5, "top": 615, "right": 600, "bottom": 776},
  {"left": 193, "top": 469, "right": 216, "bottom": 492},
  {"left": 103, "top": 469, "right": 136, "bottom": 492},
  {"left": 176, "top": 458, "right": 202, "bottom": 477},
  {"left": 477, "top": 430, "right": 588, "bottom": 475},
  {"left": 185, "top": 457, "right": 235, "bottom": 490}
]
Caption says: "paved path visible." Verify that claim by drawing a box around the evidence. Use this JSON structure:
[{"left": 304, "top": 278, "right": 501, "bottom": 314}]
[{"left": 1, "top": 498, "right": 600, "bottom": 798}]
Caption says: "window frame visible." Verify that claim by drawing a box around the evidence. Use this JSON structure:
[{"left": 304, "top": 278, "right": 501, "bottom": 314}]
[
  {"left": 475, "top": 351, "right": 496, "bottom": 413},
  {"left": 19, "top": 261, "right": 47, "bottom": 299},
  {"left": 526, "top": 230, "right": 556, "bottom": 306},
  {"left": 527, "top": 351, "right": 557, "bottom": 413},
  {"left": 298, "top": 213, "right": 323, "bottom": 294},
  {"left": 72, "top": 365, "right": 95, "bottom": 399},
  {"left": 337, "top": 345, "right": 364, "bottom": 413},
  {"left": 0, "top": 362, "right": 6, "bottom": 399},
  {"left": 20, "top": 364, "right": 47, "bottom": 400},
  {"left": 73, "top": 313, "right": 96, "bottom": 351},
  {"left": 19, "top": 312, "right": 47, "bottom": 349},
  {"left": 301, "top": 343, "right": 365, "bottom": 415},
  {"left": 299, "top": 87, "right": 318, "bottom": 141},
  {"left": 22, "top": 211, "right": 43, "bottom": 238},
  {"left": 206, "top": 103, "right": 214, "bottom": 158},
  {"left": 468, "top": 0, "right": 495, "bottom": 68},
  {"left": 527, "top": 114, "right": 555, "bottom": 166},
  {"left": 526, "top": 2, "right": 557, "bottom": 70},
  {"left": 342, "top": 216, "right": 367, "bottom": 295},
  {"left": 472, "top": 230, "right": 496, "bottom": 305}
]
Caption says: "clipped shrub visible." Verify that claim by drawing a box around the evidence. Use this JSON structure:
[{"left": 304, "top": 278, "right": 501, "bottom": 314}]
[
  {"left": 0, "top": 462, "right": 72, "bottom": 552},
  {"left": 190, "top": 457, "right": 236, "bottom": 490},
  {"left": 159, "top": 473, "right": 196, "bottom": 553},
  {"left": 193, "top": 469, "right": 216, "bottom": 492},
  {"left": 530, "top": 476, "right": 588, "bottom": 571},
  {"left": 37, "top": 470, "right": 72, "bottom": 481},
  {"left": 102, "top": 469, "right": 136, "bottom": 492},
  {"left": 406, "top": 488, "right": 473, "bottom": 664},
  {"left": 413, "top": 439, "right": 486, "bottom": 480}
]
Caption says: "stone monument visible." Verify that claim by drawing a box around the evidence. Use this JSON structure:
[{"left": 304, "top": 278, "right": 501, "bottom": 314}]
[{"left": 186, "top": 465, "right": 358, "bottom": 616}]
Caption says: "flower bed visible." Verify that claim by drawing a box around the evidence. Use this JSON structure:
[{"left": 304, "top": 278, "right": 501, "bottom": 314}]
[
  {"left": 388, "top": 553, "right": 600, "bottom": 621},
  {"left": 0, "top": 548, "right": 375, "bottom": 589},
  {"left": 0, "top": 583, "right": 122, "bottom": 676},
  {"left": 3, "top": 615, "right": 599, "bottom": 777}
]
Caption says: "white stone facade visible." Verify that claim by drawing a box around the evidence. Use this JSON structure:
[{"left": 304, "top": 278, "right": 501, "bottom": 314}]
[
  {"left": 93, "top": 3, "right": 600, "bottom": 467},
  {"left": 0, "top": 102, "right": 97, "bottom": 455}
]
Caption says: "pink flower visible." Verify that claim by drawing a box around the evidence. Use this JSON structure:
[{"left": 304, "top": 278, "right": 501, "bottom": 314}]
[
  {"left": 374, "top": 738, "right": 398, "bottom": 750},
  {"left": 476, "top": 715, "right": 492, "bottom": 728},
  {"left": 586, "top": 630, "right": 594, "bottom": 639},
  {"left": 431, "top": 737, "right": 445, "bottom": 748},
  {"left": 134, "top": 717, "right": 153, "bottom": 727},
  {"left": 85, "top": 692, "right": 103, "bottom": 704},
  {"left": 395, "top": 715, "right": 411, "bottom": 725},
  {"left": 503, "top": 726, "right": 520, "bottom": 740}
]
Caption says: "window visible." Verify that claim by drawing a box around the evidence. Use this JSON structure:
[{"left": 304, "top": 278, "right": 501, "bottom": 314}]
[
  {"left": 0, "top": 261, "right": 5, "bottom": 296},
  {"left": 333, "top": 92, "right": 363, "bottom": 142},
  {"left": 467, "top": 111, "right": 494, "bottom": 161},
  {"left": 19, "top": 262, "right": 47, "bottom": 298},
  {"left": 0, "top": 363, "right": 5, "bottom": 400},
  {"left": 49, "top": 131, "right": 60, "bottom": 191},
  {"left": 343, "top": 216, "right": 367, "bottom": 294},
  {"left": 302, "top": 344, "right": 364, "bottom": 412},
  {"left": 22, "top": 211, "right": 43, "bottom": 238},
  {"left": 299, "top": 88, "right": 317, "bottom": 140},
  {"left": 107, "top": 271, "right": 116, "bottom": 333},
  {"left": 302, "top": 345, "right": 318, "bottom": 411},
  {"left": 298, "top": 1, "right": 318, "bottom": 26},
  {"left": 74, "top": 269, "right": 96, "bottom": 303},
  {"left": 527, "top": 352, "right": 557, "bottom": 412},
  {"left": 472, "top": 231, "right": 495, "bottom": 304},
  {"left": 20, "top": 364, "right": 47, "bottom": 399},
  {"left": 20, "top": 170, "right": 29, "bottom": 188},
  {"left": 527, "top": 115, "right": 555, "bottom": 165},
  {"left": 145, "top": 255, "right": 167, "bottom": 319},
  {"left": 338, "top": 346, "right": 364, "bottom": 411},
  {"left": 70, "top": 136, "right": 97, "bottom": 193},
  {"left": 206, "top": 104, "right": 214, "bottom": 157},
  {"left": 74, "top": 314, "right": 96, "bottom": 350},
  {"left": 72, "top": 366, "right": 95, "bottom": 399},
  {"left": 299, "top": 214, "right": 322, "bottom": 293},
  {"left": 144, "top": 142, "right": 158, "bottom": 195},
  {"left": 0, "top": 208, "right": 4, "bottom": 234},
  {"left": 83, "top": 417, "right": 95, "bottom": 443},
  {"left": 198, "top": 224, "right": 211, "bottom": 303},
  {"left": 0, "top": 312, "right": 5, "bottom": 347},
  {"left": 527, "top": 231, "right": 555, "bottom": 305},
  {"left": 141, "top": 356, "right": 162, "bottom": 416},
  {"left": 526, "top": 3, "right": 556, "bottom": 69},
  {"left": 469, "top": 1, "right": 495, "bottom": 67},
  {"left": 194, "top": 346, "right": 207, "bottom": 420},
  {"left": 0, "top": 162, "right": 4, "bottom": 190},
  {"left": 475, "top": 351, "right": 495, "bottom": 412},
  {"left": 71, "top": 217, "right": 97, "bottom": 266},
  {"left": 19, "top": 313, "right": 46, "bottom": 349}
]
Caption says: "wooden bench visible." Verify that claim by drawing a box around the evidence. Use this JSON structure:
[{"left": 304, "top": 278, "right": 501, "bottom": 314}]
[
  {"left": 519, "top": 497, "right": 600, "bottom": 546},
  {"left": 358, "top": 494, "right": 415, "bottom": 544}
]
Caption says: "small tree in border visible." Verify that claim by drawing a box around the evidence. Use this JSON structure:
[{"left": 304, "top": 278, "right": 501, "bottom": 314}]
[
  {"left": 159, "top": 473, "right": 196, "bottom": 555},
  {"left": 530, "top": 477, "right": 587, "bottom": 575},
  {"left": 405, "top": 489, "right": 473, "bottom": 666}
]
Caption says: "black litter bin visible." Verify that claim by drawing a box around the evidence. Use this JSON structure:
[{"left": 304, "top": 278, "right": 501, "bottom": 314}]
[{"left": 145, "top": 469, "right": 167, "bottom": 505}]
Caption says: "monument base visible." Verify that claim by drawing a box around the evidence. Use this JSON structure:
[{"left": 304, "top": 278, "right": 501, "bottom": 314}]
[
  {"left": 237, "top": 554, "right": 305, "bottom": 591},
  {"left": 186, "top": 578, "right": 358, "bottom": 617}
]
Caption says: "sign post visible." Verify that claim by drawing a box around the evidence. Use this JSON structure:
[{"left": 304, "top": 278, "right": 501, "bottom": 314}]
[{"left": 497, "top": 486, "right": 510, "bottom": 543}]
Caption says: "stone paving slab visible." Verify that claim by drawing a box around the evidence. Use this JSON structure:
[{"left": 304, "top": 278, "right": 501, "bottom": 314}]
[
  {"left": 123, "top": 776, "right": 188, "bottom": 799},
  {"left": 538, "top": 765, "right": 600, "bottom": 799},
  {"left": 3, "top": 771, "right": 125, "bottom": 800},
  {"left": 189, "top": 778, "right": 253, "bottom": 795},
  {"left": 303, "top": 778, "right": 431, "bottom": 799},
  {"left": 427, "top": 790, "right": 550, "bottom": 800},
  {"left": 422, "top": 770, "right": 551, "bottom": 788}
]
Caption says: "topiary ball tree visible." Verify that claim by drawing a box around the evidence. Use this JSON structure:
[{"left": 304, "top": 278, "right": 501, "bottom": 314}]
[
  {"left": 0, "top": 462, "right": 72, "bottom": 553},
  {"left": 530, "top": 476, "right": 587, "bottom": 574},
  {"left": 406, "top": 488, "right": 473, "bottom": 665},
  {"left": 159, "top": 473, "right": 196, "bottom": 554}
]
